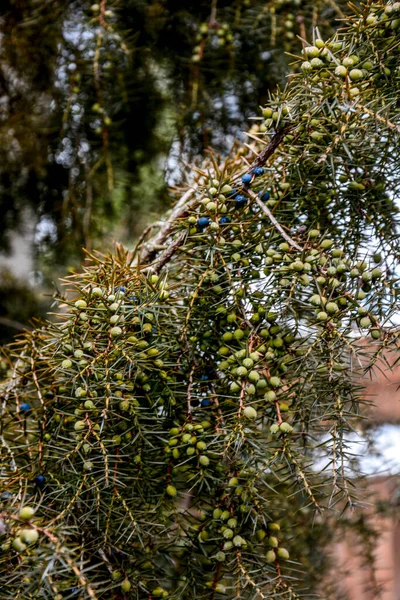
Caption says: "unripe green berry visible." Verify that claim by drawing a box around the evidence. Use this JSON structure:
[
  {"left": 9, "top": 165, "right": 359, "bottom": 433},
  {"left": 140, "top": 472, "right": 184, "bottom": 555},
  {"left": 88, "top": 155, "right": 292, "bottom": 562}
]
[
  {"left": 372, "top": 253, "right": 382, "bottom": 263},
  {"left": 223, "top": 528, "right": 234, "bottom": 539},
  {"left": 362, "top": 271, "right": 372, "bottom": 282},
  {"left": 277, "top": 547, "right": 290, "bottom": 560},
  {"left": 121, "top": 579, "right": 132, "bottom": 592},
  {"left": 233, "top": 535, "right": 245, "bottom": 546},
  {"left": 110, "top": 326, "right": 122, "bottom": 337},
  {"left": 371, "top": 268, "right": 382, "bottom": 279},
  {"left": 166, "top": 484, "right": 177, "bottom": 497},
  {"left": 304, "top": 45, "right": 319, "bottom": 58},
  {"left": 265, "top": 390, "right": 276, "bottom": 402},
  {"left": 342, "top": 56, "right": 354, "bottom": 68},
  {"left": 20, "top": 528, "right": 39, "bottom": 545},
  {"left": 310, "top": 57, "right": 324, "bottom": 68},
  {"left": 349, "top": 68, "right": 363, "bottom": 81},
  {"left": 227, "top": 518, "right": 237, "bottom": 529},
  {"left": 199, "top": 455, "right": 210, "bottom": 467},
  {"left": 248, "top": 370, "right": 260, "bottom": 383},
  {"left": 242, "top": 358, "right": 254, "bottom": 368},
  {"left": 301, "top": 61, "right": 312, "bottom": 72},
  {"left": 291, "top": 261, "right": 304, "bottom": 272},
  {"left": 256, "top": 529, "right": 266, "bottom": 541},
  {"left": 326, "top": 302, "right": 339, "bottom": 314},
  {"left": 266, "top": 550, "right": 276, "bottom": 562},
  {"left": 243, "top": 406, "right": 257, "bottom": 420},
  {"left": 269, "top": 376, "right": 281, "bottom": 388},
  {"left": 199, "top": 530, "right": 209, "bottom": 542},
  {"left": 360, "top": 316, "right": 372, "bottom": 328},
  {"left": 310, "top": 295, "right": 321, "bottom": 306},
  {"left": 268, "top": 536, "right": 279, "bottom": 548},
  {"left": 19, "top": 506, "right": 35, "bottom": 521},
  {"left": 12, "top": 537, "right": 27, "bottom": 552},
  {"left": 335, "top": 65, "right": 348, "bottom": 77},
  {"left": 75, "top": 299, "right": 87, "bottom": 309},
  {"left": 279, "top": 422, "right": 293, "bottom": 434}
]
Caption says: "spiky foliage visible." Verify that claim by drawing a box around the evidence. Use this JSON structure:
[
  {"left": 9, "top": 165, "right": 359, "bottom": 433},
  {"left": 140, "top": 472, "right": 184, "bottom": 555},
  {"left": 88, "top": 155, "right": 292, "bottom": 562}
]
[
  {"left": 0, "top": 0, "right": 354, "bottom": 262},
  {"left": 1, "top": 1, "right": 400, "bottom": 598}
]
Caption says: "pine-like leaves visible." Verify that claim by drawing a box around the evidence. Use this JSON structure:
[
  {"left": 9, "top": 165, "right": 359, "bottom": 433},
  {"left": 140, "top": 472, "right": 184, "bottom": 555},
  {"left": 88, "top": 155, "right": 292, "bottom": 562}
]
[{"left": 1, "top": 2, "right": 400, "bottom": 598}]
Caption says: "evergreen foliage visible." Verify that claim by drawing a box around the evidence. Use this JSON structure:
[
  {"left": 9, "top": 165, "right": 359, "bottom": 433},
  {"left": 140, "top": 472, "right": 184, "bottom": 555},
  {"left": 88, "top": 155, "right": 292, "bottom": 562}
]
[
  {"left": 1, "top": 1, "right": 400, "bottom": 598},
  {"left": 0, "top": 0, "right": 352, "bottom": 261}
]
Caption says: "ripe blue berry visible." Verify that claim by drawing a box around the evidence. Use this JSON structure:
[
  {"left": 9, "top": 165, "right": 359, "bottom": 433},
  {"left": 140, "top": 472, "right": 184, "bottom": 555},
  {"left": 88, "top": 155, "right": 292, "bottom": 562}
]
[
  {"left": 235, "top": 195, "right": 247, "bottom": 208},
  {"left": 20, "top": 403, "right": 31, "bottom": 413},
  {"left": 242, "top": 173, "right": 252, "bottom": 185},
  {"left": 254, "top": 167, "right": 264, "bottom": 176},
  {"left": 260, "top": 191, "right": 270, "bottom": 201},
  {"left": 34, "top": 475, "right": 46, "bottom": 488},
  {"left": 117, "top": 286, "right": 126, "bottom": 292},
  {"left": 201, "top": 398, "right": 211, "bottom": 407},
  {"left": 219, "top": 216, "right": 231, "bottom": 224},
  {"left": 226, "top": 188, "right": 238, "bottom": 197},
  {"left": 201, "top": 374, "right": 209, "bottom": 381},
  {"left": 65, "top": 588, "right": 79, "bottom": 598},
  {"left": 197, "top": 217, "right": 210, "bottom": 229}
]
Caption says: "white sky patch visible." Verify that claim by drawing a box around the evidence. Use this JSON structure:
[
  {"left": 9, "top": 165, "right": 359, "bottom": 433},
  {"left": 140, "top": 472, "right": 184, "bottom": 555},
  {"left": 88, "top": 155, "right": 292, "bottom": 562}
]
[
  {"left": 315, "top": 424, "right": 400, "bottom": 477},
  {"left": 357, "top": 424, "right": 400, "bottom": 475}
]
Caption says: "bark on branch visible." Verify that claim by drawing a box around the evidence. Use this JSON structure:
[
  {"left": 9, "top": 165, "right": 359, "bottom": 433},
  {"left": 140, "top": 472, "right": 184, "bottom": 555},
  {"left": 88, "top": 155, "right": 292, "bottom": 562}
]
[{"left": 138, "top": 125, "right": 293, "bottom": 270}]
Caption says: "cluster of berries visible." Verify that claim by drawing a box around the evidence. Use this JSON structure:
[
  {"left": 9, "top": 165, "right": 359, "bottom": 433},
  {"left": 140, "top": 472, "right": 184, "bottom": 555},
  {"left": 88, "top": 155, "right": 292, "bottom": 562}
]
[{"left": 197, "top": 167, "right": 268, "bottom": 231}]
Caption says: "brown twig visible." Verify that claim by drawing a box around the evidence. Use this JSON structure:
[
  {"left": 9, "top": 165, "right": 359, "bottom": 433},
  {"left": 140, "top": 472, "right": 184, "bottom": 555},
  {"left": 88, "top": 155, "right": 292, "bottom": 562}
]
[
  {"left": 210, "top": 0, "right": 218, "bottom": 26},
  {"left": 297, "top": 15, "right": 307, "bottom": 48},
  {"left": 140, "top": 126, "right": 293, "bottom": 271},
  {"left": 244, "top": 124, "right": 292, "bottom": 176},
  {"left": 142, "top": 231, "right": 187, "bottom": 274},
  {"left": 275, "top": 400, "right": 283, "bottom": 425},
  {"left": 0, "top": 317, "right": 32, "bottom": 332},
  {"left": 139, "top": 187, "right": 196, "bottom": 266},
  {"left": 238, "top": 380, "right": 246, "bottom": 418},
  {"left": 245, "top": 187, "right": 302, "bottom": 251}
]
